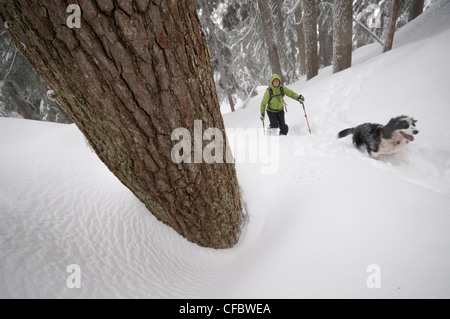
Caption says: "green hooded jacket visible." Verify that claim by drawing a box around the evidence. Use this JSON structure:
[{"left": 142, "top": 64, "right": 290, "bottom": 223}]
[{"left": 260, "top": 74, "right": 300, "bottom": 114}]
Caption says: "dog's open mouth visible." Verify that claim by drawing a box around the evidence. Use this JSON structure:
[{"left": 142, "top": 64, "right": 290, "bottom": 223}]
[{"left": 400, "top": 132, "right": 415, "bottom": 141}]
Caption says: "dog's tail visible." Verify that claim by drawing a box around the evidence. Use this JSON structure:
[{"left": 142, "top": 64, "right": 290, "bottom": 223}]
[{"left": 338, "top": 128, "right": 354, "bottom": 139}]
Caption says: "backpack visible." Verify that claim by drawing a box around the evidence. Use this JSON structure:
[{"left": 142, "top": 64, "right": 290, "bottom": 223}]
[
  {"left": 266, "top": 86, "right": 287, "bottom": 112},
  {"left": 267, "top": 86, "right": 285, "bottom": 103}
]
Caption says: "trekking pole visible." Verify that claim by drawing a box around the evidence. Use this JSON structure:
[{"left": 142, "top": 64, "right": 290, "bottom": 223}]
[
  {"left": 262, "top": 119, "right": 266, "bottom": 136},
  {"left": 300, "top": 101, "right": 312, "bottom": 134}
]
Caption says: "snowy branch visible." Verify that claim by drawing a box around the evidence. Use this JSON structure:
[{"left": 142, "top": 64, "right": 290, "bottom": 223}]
[
  {"left": 286, "top": 0, "right": 302, "bottom": 16},
  {"left": 353, "top": 18, "right": 384, "bottom": 46},
  {"left": 293, "top": 16, "right": 303, "bottom": 26},
  {"left": 0, "top": 40, "right": 12, "bottom": 64},
  {"left": 2, "top": 49, "right": 17, "bottom": 81},
  {"left": 230, "top": 15, "right": 258, "bottom": 50},
  {"left": 241, "top": 84, "right": 259, "bottom": 109}
]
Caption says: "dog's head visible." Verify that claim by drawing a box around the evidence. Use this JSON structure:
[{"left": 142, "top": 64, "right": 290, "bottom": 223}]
[{"left": 385, "top": 116, "right": 419, "bottom": 142}]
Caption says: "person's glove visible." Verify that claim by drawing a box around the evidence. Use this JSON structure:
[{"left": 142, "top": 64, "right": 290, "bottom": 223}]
[
  {"left": 298, "top": 95, "right": 305, "bottom": 102},
  {"left": 260, "top": 112, "right": 265, "bottom": 121}
]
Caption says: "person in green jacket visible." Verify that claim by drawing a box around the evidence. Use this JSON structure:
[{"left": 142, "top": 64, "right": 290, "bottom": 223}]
[{"left": 260, "top": 74, "right": 305, "bottom": 135}]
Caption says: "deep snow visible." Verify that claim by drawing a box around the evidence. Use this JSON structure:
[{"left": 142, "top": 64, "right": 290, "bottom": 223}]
[{"left": 1, "top": 0, "right": 450, "bottom": 299}]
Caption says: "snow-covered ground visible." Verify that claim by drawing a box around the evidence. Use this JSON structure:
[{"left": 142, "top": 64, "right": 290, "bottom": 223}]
[{"left": 1, "top": 0, "right": 450, "bottom": 299}]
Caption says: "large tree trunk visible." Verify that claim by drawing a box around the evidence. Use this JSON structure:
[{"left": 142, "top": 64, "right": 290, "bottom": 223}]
[
  {"left": 384, "top": 0, "right": 401, "bottom": 53},
  {"left": 258, "top": 0, "right": 282, "bottom": 77},
  {"left": 302, "top": 0, "right": 318, "bottom": 81},
  {"left": 0, "top": 0, "right": 243, "bottom": 249},
  {"left": 332, "top": 0, "right": 353, "bottom": 73}
]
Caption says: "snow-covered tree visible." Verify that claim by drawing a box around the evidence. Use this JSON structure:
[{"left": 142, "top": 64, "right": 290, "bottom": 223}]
[
  {"left": 283, "top": 6, "right": 300, "bottom": 81},
  {"left": 273, "top": 1, "right": 294, "bottom": 82},
  {"left": 198, "top": 0, "right": 239, "bottom": 112},
  {"left": 213, "top": 0, "right": 267, "bottom": 106}
]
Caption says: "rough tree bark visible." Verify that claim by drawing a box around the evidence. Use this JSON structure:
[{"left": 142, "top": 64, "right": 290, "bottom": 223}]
[
  {"left": 332, "top": 0, "right": 353, "bottom": 73},
  {"left": 384, "top": 0, "right": 401, "bottom": 53},
  {"left": 257, "top": 0, "right": 282, "bottom": 77},
  {"left": 0, "top": 0, "right": 243, "bottom": 249},
  {"left": 302, "top": 0, "right": 318, "bottom": 80}
]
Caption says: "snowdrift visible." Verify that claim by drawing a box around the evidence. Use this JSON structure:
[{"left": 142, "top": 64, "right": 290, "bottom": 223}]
[{"left": 1, "top": 0, "right": 450, "bottom": 298}]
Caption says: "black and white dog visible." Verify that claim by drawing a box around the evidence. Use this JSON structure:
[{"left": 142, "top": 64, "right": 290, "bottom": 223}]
[{"left": 338, "top": 115, "right": 419, "bottom": 156}]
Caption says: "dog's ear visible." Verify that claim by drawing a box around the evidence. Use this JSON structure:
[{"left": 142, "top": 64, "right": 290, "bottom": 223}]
[
  {"left": 396, "top": 121, "right": 409, "bottom": 130},
  {"left": 386, "top": 117, "right": 409, "bottom": 130},
  {"left": 384, "top": 117, "right": 407, "bottom": 139}
]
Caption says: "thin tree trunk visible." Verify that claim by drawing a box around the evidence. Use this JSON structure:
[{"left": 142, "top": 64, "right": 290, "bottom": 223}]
[
  {"left": 5, "top": 84, "right": 33, "bottom": 120},
  {"left": 409, "top": 0, "right": 424, "bottom": 22},
  {"left": 384, "top": 0, "right": 401, "bottom": 53},
  {"left": 0, "top": 0, "right": 243, "bottom": 249},
  {"left": 295, "top": 4, "right": 306, "bottom": 76},
  {"left": 2, "top": 47, "right": 17, "bottom": 81},
  {"left": 258, "top": 0, "right": 282, "bottom": 77},
  {"left": 227, "top": 90, "right": 235, "bottom": 112},
  {"left": 273, "top": 1, "right": 290, "bottom": 81},
  {"left": 319, "top": 20, "right": 333, "bottom": 68},
  {"left": 302, "top": 0, "right": 318, "bottom": 80},
  {"left": 333, "top": 0, "right": 353, "bottom": 73}
]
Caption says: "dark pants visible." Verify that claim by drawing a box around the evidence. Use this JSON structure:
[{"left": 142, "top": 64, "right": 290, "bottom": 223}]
[{"left": 267, "top": 110, "right": 289, "bottom": 135}]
